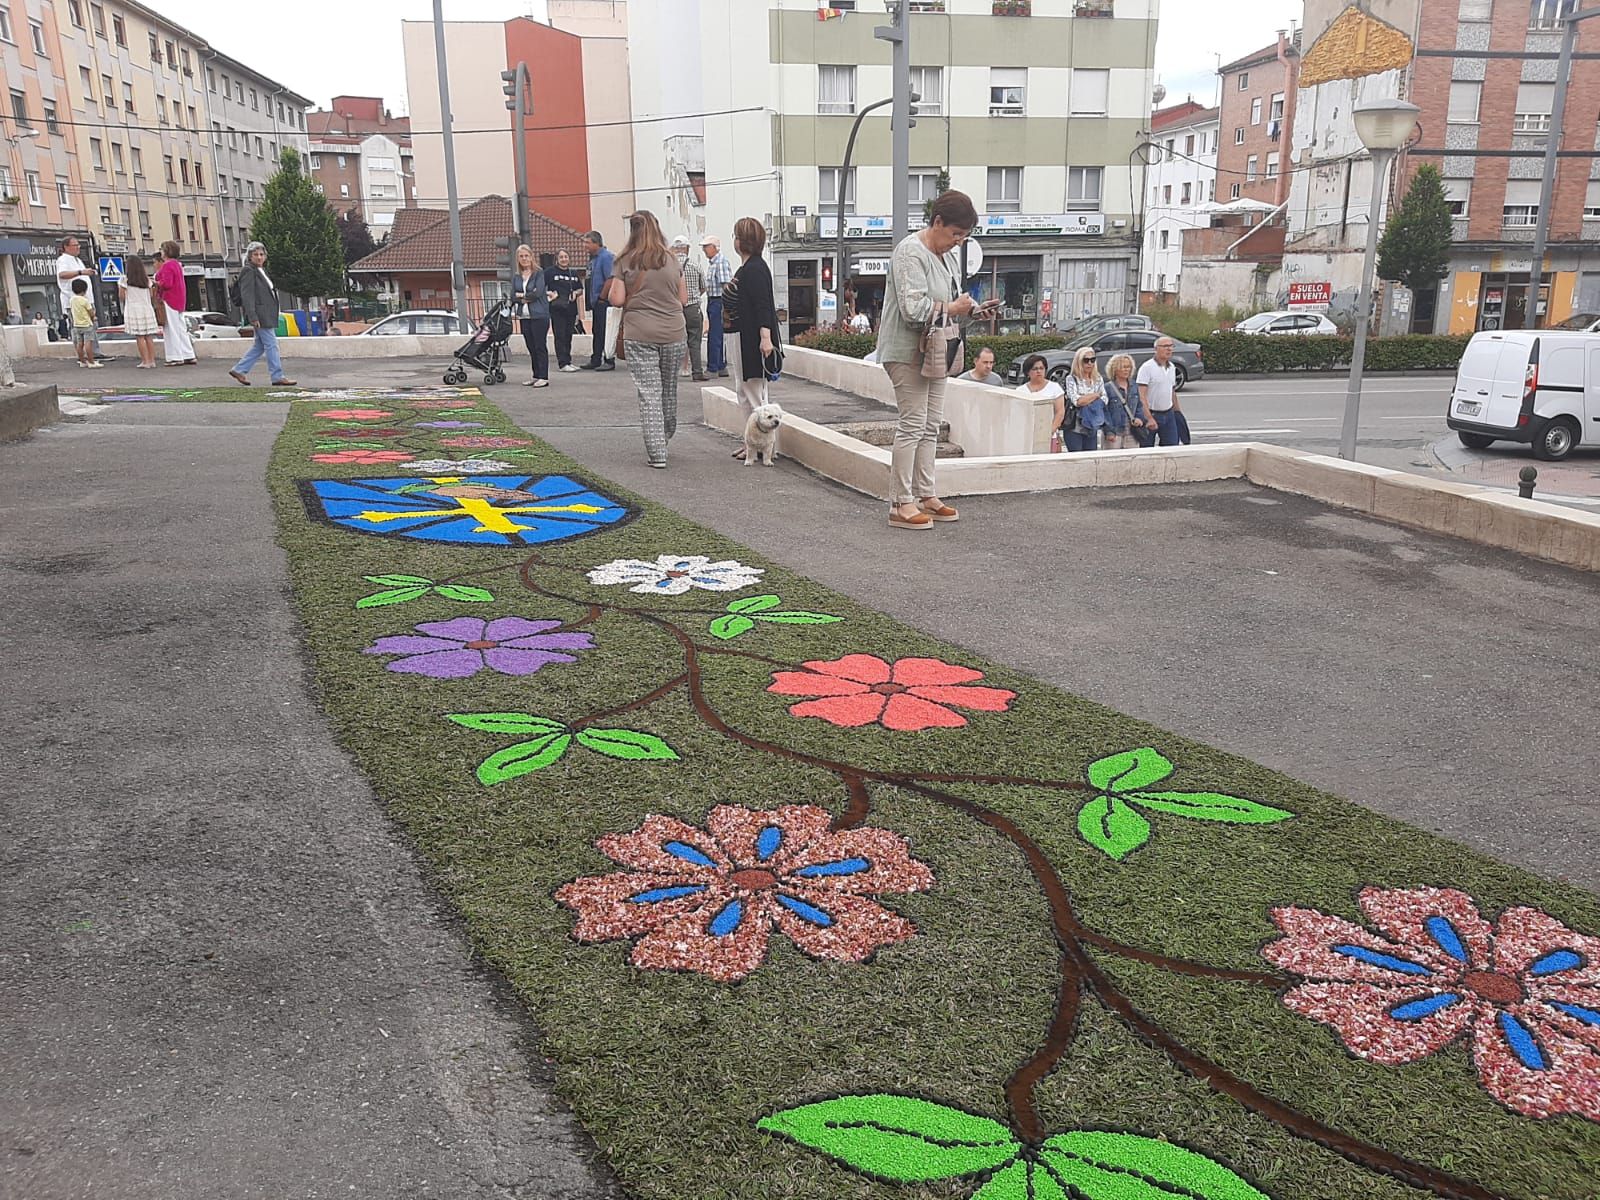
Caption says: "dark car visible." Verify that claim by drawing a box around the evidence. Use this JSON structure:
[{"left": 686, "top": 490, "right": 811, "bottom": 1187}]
[
  {"left": 1005, "top": 328, "right": 1205, "bottom": 389},
  {"left": 1054, "top": 312, "right": 1154, "bottom": 338}
]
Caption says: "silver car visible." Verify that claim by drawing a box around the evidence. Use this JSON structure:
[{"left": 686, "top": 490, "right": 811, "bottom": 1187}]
[{"left": 1005, "top": 329, "right": 1205, "bottom": 389}]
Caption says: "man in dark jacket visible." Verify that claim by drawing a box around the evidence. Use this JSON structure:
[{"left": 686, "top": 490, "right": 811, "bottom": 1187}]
[{"left": 227, "top": 241, "right": 297, "bottom": 386}]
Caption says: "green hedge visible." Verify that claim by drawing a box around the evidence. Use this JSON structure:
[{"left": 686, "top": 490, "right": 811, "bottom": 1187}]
[
  {"left": 792, "top": 329, "right": 1069, "bottom": 373},
  {"left": 1200, "top": 332, "right": 1471, "bottom": 374}
]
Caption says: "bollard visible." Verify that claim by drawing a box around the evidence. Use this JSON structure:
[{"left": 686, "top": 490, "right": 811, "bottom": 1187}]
[{"left": 1518, "top": 466, "right": 1538, "bottom": 500}]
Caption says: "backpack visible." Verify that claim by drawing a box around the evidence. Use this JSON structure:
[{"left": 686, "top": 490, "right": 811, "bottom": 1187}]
[{"left": 227, "top": 273, "right": 243, "bottom": 310}]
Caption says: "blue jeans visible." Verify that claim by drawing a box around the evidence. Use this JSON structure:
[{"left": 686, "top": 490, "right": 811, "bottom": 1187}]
[
  {"left": 1064, "top": 427, "right": 1099, "bottom": 452},
  {"left": 1152, "top": 409, "right": 1182, "bottom": 446},
  {"left": 706, "top": 296, "right": 725, "bottom": 372},
  {"left": 232, "top": 327, "right": 287, "bottom": 382}
]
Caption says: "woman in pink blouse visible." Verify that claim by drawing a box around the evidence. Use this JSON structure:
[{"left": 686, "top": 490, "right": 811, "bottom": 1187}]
[{"left": 153, "top": 241, "right": 196, "bottom": 366}]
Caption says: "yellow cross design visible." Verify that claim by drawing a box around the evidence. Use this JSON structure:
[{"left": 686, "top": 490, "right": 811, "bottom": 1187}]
[{"left": 355, "top": 495, "right": 607, "bottom": 535}]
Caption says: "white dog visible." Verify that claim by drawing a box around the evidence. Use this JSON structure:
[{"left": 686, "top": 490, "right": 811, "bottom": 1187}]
[{"left": 743, "top": 403, "right": 784, "bottom": 466}]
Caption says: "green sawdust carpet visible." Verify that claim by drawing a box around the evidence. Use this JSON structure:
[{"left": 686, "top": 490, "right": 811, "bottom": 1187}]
[{"left": 266, "top": 391, "right": 1600, "bottom": 1200}]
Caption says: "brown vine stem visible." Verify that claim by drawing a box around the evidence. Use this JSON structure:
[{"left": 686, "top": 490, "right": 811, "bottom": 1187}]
[
  {"left": 573, "top": 673, "right": 690, "bottom": 730},
  {"left": 836, "top": 775, "right": 872, "bottom": 830},
  {"left": 509, "top": 555, "right": 1502, "bottom": 1198}
]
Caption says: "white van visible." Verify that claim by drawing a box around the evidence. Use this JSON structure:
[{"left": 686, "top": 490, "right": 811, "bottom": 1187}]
[{"left": 1447, "top": 330, "right": 1598, "bottom": 461}]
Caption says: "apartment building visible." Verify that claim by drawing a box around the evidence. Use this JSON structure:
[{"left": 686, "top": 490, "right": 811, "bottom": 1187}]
[
  {"left": 630, "top": 0, "right": 1156, "bottom": 337},
  {"left": 201, "top": 48, "right": 311, "bottom": 293},
  {"left": 307, "top": 96, "right": 415, "bottom": 235},
  {"left": 1142, "top": 99, "right": 1218, "bottom": 302},
  {"left": 0, "top": 0, "right": 94, "bottom": 321},
  {"left": 402, "top": 3, "right": 635, "bottom": 238},
  {"left": 1217, "top": 34, "right": 1299, "bottom": 209}
]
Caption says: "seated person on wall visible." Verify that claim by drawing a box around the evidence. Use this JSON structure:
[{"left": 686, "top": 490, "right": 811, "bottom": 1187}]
[{"left": 957, "top": 346, "right": 1004, "bottom": 387}]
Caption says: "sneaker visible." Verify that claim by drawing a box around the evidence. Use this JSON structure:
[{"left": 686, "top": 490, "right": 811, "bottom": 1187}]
[
  {"left": 579, "top": 362, "right": 599, "bottom": 370},
  {"left": 692, "top": 374, "right": 710, "bottom": 382},
  {"left": 560, "top": 364, "right": 580, "bottom": 372},
  {"left": 595, "top": 362, "right": 615, "bottom": 372},
  {"left": 716, "top": 370, "right": 729, "bottom": 378},
  {"left": 85, "top": 361, "right": 104, "bottom": 369}
]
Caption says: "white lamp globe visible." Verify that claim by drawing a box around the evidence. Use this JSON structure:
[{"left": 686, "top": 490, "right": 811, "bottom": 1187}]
[{"left": 1353, "top": 99, "right": 1421, "bottom": 151}]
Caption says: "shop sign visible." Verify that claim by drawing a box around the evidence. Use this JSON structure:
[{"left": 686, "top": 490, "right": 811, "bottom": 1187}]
[
  {"left": 204, "top": 266, "right": 229, "bottom": 280},
  {"left": 183, "top": 263, "right": 205, "bottom": 277},
  {"left": 1287, "top": 281, "right": 1332, "bottom": 308},
  {"left": 19, "top": 236, "right": 86, "bottom": 281},
  {"left": 853, "top": 257, "right": 891, "bottom": 276},
  {"left": 978, "top": 213, "right": 1105, "bottom": 237},
  {"left": 818, "top": 215, "right": 895, "bottom": 239}
]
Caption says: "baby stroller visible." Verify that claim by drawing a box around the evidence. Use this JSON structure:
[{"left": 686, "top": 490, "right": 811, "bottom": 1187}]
[{"left": 443, "top": 300, "right": 513, "bottom": 385}]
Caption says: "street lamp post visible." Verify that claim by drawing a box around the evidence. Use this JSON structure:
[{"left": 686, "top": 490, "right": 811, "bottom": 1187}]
[
  {"left": 832, "top": 97, "right": 893, "bottom": 318},
  {"left": 432, "top": 0, "right": 470, "bottom": 333},
  {"left": 501, "top": 64, "right": 531, "bottom": 251},
  {"left": 1338, "top": 98, "right": 1420, "bottom": 462}
]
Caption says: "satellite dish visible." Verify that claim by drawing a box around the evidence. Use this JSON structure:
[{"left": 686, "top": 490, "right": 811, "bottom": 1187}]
[{"left": 1152, "top": 83, "right": 1167, "bottom": 105}]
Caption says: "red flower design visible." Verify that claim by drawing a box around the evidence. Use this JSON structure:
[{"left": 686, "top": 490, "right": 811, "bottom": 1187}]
[
  {"left": 320, "top": 426, "right": 411, "bottom": 440},
  {"left": 439, "top": 435, "right": 532, "bottom": 449},
  {"left": 555, "top": 804, "right": 935, "bottom": 983},
  {"left": 767, "top": 654, "right": 1016, "bottom": 731},
  {"left": 1263, "top": 886, "right": 1600, "bottom": 1121},
  {"left": 314, "top": 408, "right": 395, "bottom": 420},
  {"left": 310, "top": 449, "right": 417, "bottom": 465}
]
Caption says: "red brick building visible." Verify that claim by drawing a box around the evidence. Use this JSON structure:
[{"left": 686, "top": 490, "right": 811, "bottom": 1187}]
[
  {"left": 1406, "top": 0, "right": 1600, "bottom": 330},
  {"left": 348, "top": 195, "right": 590, "bottom": 321},
  {"left": 1217, "top": 34, "right": 1301, "bottom": 208},
  {"left": 307, "top": 96, "right": 416, "bottom": 238}
]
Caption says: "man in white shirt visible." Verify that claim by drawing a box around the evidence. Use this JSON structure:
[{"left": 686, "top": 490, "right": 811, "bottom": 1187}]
[
  {"left": 1135, "top": 336, "right": 1183, "bottom": 447},
  {"left": 55, "top": 236, "right": 94, "bottom": 340},
  {"left": 849, "top": 310, "right": 872, "bottom": 334}
]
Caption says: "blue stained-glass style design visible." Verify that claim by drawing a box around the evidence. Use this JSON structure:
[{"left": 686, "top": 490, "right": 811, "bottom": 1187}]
[{"left": 302, "top": 474, "right": 634, "bottom": 547}]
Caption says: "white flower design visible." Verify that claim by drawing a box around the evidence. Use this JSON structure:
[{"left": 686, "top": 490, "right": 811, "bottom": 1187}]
[
  {"left": 401, "top": 459, "right": 516, "bottom": 473},
  {"left": 587, "top": 554, "right": 765, "bottom": 596}
]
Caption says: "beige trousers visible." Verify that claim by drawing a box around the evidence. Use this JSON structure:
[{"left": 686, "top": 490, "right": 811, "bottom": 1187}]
[{"left": 884, "top": 360, "right": 946, "bottom": 505}]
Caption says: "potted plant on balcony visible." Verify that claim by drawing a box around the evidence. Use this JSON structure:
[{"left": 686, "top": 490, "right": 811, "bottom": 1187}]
[{"left": 993, "top": 0, "right": 1032, "bottom": 15}]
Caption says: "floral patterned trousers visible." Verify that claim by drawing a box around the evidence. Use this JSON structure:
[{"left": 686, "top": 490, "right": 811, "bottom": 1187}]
[{"left": 624, "top": 339, "right": 687, "bottom": 466}]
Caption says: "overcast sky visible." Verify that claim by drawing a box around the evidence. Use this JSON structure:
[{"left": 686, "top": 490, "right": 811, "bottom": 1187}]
[{"left": 144, "top": 0, "right": 1303, "bottom": 116}]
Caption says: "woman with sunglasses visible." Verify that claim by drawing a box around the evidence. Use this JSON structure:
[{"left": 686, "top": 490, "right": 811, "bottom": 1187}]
[{"left": 1061, "top": 345, "right": 1106, "bottom": 452}]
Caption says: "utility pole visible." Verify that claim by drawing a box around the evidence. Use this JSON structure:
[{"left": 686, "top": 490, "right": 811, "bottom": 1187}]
[
  {"left": 877, "top": 1, "right": 912, "bottom": 245},
  {"left": 1522, "top": 4, "right": 1600, "bottom": 329},
  {"left": 433, "top": 0, "right": 470, "bottom": 333},
  {"left": 501, "top": 63, "right": 532, "bottom": 250},
  {"left": 833, "top": 97, "right": 893, "bottom": 317}
]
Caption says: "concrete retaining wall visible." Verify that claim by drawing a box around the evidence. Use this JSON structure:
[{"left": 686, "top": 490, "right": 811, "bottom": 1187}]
[
  {"left": 0, "top": 383, "right": 61, "bottom": 441},
  {"left": 702, "top": 385, "right": 1600, "bottom": 572},
  {"left": 13, "top": 324, "right": 596, "bottom": 363}
]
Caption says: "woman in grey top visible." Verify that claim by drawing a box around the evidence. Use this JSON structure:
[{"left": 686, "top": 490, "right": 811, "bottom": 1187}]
[
  {"left": 607, "top": 210, "right": 688, "bottom": 468},
  {"left": 875, "top": 191, "right": 981, "bottom": 530},
  {"left": 510, "top": 244, "right": 550, "bottom": 387}
]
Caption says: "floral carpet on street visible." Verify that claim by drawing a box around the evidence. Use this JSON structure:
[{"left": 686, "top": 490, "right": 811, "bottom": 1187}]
[{"left": 268, "top": 390, "right": 1599, "bottom": 1200}]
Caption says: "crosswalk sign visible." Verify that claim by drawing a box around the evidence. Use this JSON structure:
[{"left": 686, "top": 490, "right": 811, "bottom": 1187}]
[{"left": 98, "top": 256, "right": 125, "bottom": 282}]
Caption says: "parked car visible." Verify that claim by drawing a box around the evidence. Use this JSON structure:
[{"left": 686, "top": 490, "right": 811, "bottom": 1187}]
[
  {"left": 1552, "top": 311, "right": 1600, "bottom": 333},
  {"left": 1222, "top": 310, "right": 1338, "bottom": 336},
  {"left": 1446, "top": 329, "right": 1595, "bottom": 461},
  {"left": 359, "top": 310, "right": 466, "bottom": 337},
  {"left": 1004, "top": 328, "right": 1205, "bottom": 389},
  {"left": 186, "top": 311, "right": 245, "bottom": 339},
  {"left": 1053, "top": 312, "right": 1154, "bottom": 338}
]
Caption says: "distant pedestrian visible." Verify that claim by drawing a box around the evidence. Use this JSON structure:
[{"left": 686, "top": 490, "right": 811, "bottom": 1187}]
[
  {"left": 1137, "top": 335, "right": 1183, "bottom": 446},
  {"left": 673, "top": 234, "right": 710, "bottom": 382},
  {"left": 546, "top": 248, "right": 582, "bottom": 371},
  {"left": 119, "top": 255, "right": 161, "bottom": 369},
  {"left": 1062, "top": 346, "right": 1105, "bottom": 452},
  {"left": 849, "top": 310, "right": 872, "bottom": 334},
  {"left": 510, "top": 244, "right": 550, "bottom": 388},
  {"left": 723, "top": 217, "right": 780, "bottom": 460},
  {"left": 958, "top": 346, "right": 1002, "bottom": 385},
  {"left": 55, "top": 236, "right": 94, "bottom": 342},
  {"left": 702, "top": 234, "right": 732, "bottom": 376},
  {"left": 154, "top": 241, "right": 196, "bottom": 366},
  {"left": 1017, "top": 356, "right": 1065, "bottom": 448},
  {"left": 1102, "top": 353, "right": 1153, "bottom": 448},
  {"left": 227, "top": 242, "right": 297, "bottom": 387},
  {"left": 610, "top": 210, "right": 688, "bottom": 468},
  {"left": 876, "top": 190, "right": 979, "bottom": 529},
  {"left": 69, "top": 277, "right": 102, "bottom": 368},
  {"left": 580, "top": 230, "right": 616, "bottom": 371}
]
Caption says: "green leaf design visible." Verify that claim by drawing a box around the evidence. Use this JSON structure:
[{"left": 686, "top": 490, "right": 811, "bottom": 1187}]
[
  {"left": 1127, "top": 792, "right": 1293, "bottom": 825},
  {"left": 753, "top": 611, "right": 844, "bottom": 625},
  {"left": 970, "top": 1159, "right": 1033, "bottom": 1199},
  {"left": 575, "top": 728, "right": 680, "bottom": 762},
  {"left": 433, "top": 584, "right": 496, "bottom": 603},
  {"left": 1087, "top": 748, "right": 1174, "bottom": 794},
  {"left": 448, "top": 713, "right": 567, "bottom": 736},
  {"left": 727, "top": 594, "right": 783, "bottom": 614},
  {"left": 1077, "top": 796, "right": 1151, "bottom": 861},
  {"left": 757, "top": 1095, "right": 1019, "bottom": 1184},
  {"left": 364, "top": 574, "right": 434, "bottom": 586},
  {"left": 356, "top": 586, "right": 431, "bottom": 609},
  {"left": 1040, "top": 1133, "right": 1269, "bottom": 1200},
  {"left": 477, "top": 733, "right": 572, "bottom": 785},
  {"left": 709, "top": 614, "right": 755, "bottom": 641}
]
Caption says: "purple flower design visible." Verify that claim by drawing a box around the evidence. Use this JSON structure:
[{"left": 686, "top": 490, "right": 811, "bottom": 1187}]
[
  {"left": 415, "top": 420, "right": 486, "bottom": 429},
  {"left": 365, "top": 616, "right": 593, "bottom": 679}
]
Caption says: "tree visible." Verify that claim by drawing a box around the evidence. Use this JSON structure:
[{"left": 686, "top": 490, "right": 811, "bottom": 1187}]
[
  {"left": 922, "top": 168, "right": 952, "bottom": 223},
  {"left": 336, "top": 210, "right": 379, "bottom": 267},
  {"left": 250, "top": 147, "right": 344, "bottom": 300},
  {"left": 1377, "top": 164, "right": 1452, "bottom": 294}
]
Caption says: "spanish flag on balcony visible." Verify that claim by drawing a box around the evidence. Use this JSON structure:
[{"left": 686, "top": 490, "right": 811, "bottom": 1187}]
[{"left": 817, "top": 6, "right": 845, "bottom": 19}]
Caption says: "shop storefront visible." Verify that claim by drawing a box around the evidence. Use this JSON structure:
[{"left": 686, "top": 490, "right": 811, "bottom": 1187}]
[{"left": 8, "top": 231, "right": 96, "bottom": 324}]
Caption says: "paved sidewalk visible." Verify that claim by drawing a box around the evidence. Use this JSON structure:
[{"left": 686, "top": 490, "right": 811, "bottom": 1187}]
[{"left": 1429, "top": 432, "right": 1600, "bottom": 505}]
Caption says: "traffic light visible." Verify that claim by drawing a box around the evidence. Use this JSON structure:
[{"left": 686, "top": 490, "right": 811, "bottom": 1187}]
[
  {"left": 501, "top": 68, "right": 520, "bottom": 113},
  {"left": 821, "top": 258, "right": 834, "bottom": 291}
]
